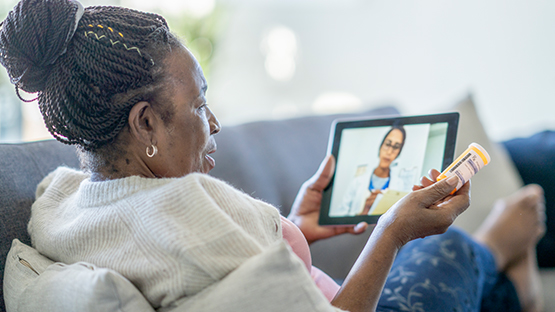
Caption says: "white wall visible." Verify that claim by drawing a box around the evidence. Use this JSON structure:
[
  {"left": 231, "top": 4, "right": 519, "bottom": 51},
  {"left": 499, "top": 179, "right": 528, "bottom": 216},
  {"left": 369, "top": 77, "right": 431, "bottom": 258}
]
[{"left": 208, "top": 0, "right": 555, "bottom": 141}]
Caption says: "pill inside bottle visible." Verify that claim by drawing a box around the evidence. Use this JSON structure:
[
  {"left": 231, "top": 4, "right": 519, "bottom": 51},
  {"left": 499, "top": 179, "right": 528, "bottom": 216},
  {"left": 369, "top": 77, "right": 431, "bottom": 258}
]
[{"left": 437, "top": 142, "right": 491, "bottom": 194}]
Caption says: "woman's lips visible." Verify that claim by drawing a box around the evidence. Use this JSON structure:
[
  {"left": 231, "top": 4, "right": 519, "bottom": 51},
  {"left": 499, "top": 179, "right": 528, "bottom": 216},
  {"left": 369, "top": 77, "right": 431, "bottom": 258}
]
[
  {"left": 205, "top": 148, "right": 217, "bottom": 171},
  {"left": 205, "top": 154, "right": 215, "bottom": 170}
]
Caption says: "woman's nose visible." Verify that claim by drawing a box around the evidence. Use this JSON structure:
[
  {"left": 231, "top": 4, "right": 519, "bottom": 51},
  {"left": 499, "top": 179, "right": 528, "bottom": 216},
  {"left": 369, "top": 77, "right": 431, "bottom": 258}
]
[{"left": 208, "top": 106, "right": 221, "bottom": 135}]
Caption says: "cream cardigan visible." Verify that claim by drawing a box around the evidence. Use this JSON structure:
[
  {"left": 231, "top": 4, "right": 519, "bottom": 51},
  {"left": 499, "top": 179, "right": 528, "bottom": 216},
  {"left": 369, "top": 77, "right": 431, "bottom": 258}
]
[{"left": 28, "top": 167, "right": 283, "bottom": 309}]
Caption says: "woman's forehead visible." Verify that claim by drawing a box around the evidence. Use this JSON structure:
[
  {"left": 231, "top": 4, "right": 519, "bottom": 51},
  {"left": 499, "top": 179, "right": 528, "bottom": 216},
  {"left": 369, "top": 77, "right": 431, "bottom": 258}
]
[
  {"left": 164, "top": 48, "right": 205, "bottom": 92},
  {"left": 386, "top": 129, "right": 404, "bottom": 141}
]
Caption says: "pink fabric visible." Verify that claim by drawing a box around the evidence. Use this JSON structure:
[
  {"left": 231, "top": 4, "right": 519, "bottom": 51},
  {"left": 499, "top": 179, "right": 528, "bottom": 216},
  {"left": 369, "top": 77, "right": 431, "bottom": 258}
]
[{"left": 280, "top": 216, "right": 340, "bottom": 302}]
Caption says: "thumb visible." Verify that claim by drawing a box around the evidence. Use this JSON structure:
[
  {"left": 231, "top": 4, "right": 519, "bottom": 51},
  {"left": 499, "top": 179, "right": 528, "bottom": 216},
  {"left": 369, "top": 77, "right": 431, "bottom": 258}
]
[
  {"left": 310, "top": 155, "right": 336, "bottom": 192},
  {"left": 416, "top": 175, "right": 459, "bottom": 207}
]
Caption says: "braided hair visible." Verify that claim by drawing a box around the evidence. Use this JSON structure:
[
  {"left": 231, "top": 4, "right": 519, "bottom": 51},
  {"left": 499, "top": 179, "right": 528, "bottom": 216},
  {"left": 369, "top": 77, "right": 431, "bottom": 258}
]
[{"left": 0, "top": 0, "right": 181, "bottom": 151}]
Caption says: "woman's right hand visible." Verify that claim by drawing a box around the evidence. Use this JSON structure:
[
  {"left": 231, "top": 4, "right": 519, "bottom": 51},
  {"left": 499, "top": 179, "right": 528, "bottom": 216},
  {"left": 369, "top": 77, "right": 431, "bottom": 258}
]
[
  {"left": 376, "top": 171, "right": 470, "bottom": 249},
  {"left": 331, "top": 171, "right": 470, "bottom": 312}
]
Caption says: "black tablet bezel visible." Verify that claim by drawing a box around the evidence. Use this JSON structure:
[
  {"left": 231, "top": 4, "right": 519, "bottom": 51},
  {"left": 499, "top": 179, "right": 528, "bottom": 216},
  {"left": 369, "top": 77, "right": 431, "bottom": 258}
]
[{"left": 319, "top": 112, "right": 459, "bottom": 226}]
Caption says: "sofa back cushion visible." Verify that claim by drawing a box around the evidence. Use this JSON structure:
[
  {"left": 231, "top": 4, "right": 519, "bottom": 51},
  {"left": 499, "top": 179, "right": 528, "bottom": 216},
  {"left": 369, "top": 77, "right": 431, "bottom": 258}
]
[
  {"left": 162, "top": 241, "right": 343, "bottom": 312},
  {"left": 450, "top": 96, "right": 524, "bottom": 233},
  {"left": 0, "top": 140, "right": 80, "bottom": 310}
]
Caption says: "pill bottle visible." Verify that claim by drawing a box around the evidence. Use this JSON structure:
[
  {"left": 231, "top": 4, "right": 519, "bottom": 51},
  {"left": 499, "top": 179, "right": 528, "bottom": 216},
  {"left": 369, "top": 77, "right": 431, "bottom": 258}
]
[{"left": 437, "top": 142, "right": 491, "bottom": 194}]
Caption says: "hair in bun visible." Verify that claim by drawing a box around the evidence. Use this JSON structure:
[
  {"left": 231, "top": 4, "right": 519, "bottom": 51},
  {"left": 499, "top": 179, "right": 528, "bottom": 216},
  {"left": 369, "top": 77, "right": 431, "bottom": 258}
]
[
  {"left": 0, "top": 0, "right": 83, "bottom": 93},
  {"left": 0, "top": 0, "right": 181, "bottom": 150}
]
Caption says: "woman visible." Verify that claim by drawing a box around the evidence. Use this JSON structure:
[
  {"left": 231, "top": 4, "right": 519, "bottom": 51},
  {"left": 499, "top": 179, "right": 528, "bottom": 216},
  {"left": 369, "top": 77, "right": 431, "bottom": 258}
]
[
  {"left": 0, "top": 0, "right": 545, "bottom": 311},
  {"left": 340, "top": 126, "right": 406, "bottom": 216}
]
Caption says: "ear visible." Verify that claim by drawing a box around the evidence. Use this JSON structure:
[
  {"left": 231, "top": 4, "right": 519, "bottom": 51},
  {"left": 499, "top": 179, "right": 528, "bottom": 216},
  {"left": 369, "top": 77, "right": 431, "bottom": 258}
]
[{"left": 128, "top": 101, "right": 163, "bottom": 147}]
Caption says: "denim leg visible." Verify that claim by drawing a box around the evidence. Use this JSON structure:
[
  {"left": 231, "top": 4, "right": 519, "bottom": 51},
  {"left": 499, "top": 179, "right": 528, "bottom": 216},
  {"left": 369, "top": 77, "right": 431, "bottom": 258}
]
[{"left": 376, "top": 227, "right": 499, "bottom": 312}]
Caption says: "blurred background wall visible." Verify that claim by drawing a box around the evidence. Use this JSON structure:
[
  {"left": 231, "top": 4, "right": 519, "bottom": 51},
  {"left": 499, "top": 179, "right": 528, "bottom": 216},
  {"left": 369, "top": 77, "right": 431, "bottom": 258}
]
[{"left": 1, "top": 0, "right": 554, "bottom": 143}]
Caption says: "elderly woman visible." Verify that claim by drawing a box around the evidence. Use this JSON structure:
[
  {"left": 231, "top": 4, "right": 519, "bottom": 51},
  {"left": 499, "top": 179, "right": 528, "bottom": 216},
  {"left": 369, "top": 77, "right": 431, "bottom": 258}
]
[{"left": 0, "top": 0, "right": 545, "bottom": 311}]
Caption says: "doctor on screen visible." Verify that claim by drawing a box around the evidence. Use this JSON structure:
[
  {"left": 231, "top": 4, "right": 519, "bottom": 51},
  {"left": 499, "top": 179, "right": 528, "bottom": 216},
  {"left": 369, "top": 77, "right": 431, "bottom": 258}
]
[{"left": 340, "top": 125, "right": 406, "bottom": 216}]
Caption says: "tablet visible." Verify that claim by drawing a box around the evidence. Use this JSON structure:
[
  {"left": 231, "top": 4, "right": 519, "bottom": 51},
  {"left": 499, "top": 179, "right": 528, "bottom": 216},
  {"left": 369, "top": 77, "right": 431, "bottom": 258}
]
[{"left": 319, "top": 112, "right": 459, "bottom": 226}]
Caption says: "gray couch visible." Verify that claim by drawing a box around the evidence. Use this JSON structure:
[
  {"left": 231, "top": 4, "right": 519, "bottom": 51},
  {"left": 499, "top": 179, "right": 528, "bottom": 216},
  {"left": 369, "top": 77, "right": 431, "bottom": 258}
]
[{"left": 1, "top": 105, "right": 554, "bottom": 311}]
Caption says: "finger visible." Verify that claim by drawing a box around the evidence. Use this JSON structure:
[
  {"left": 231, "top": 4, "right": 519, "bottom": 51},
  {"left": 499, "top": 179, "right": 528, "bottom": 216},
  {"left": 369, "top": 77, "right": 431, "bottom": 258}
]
[
  {"left": 446, "top": 181, "right": 471, "bottom": 216},
  {"left": 352, "top": 222, "right": 368, "bottom": 234},
  {"left": 412, "top": 184, "right": 424, "bottom": 191},
  {"left": 454, "top": 180, "right": 470, "bottom": 194},
  {"left": 420, "top": 176, "right": 434, "bottom": 187},
  {"left": 310, "top": 155, "right": 336, "bottom": 191},
  {"left": 339, "top": 223, "right": 368, "bottom": 236},
  {"left": 415, "top": 175, "right": 459, "bottom": 207},
  {"left": 330, "top": 222, "right": 368, "bottom": 236},
  {"left": 429, "top": 169, "right": 441, "bottom": 181}
]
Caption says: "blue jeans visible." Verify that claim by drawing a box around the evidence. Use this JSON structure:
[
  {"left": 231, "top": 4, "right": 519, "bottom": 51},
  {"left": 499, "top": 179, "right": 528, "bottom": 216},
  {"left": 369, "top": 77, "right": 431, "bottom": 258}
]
[{"left": 376, "top": 227, "right": 520, "bottom": 312}]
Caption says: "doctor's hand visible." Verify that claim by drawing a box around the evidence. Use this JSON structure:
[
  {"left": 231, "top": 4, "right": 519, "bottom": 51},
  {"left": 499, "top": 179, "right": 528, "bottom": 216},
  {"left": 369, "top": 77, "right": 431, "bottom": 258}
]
[
  {"left": 288, "top": 155, "right": 369, "bottom": 244},
  {"left": 360, "top": 190, "right": 383, "bottom": 215}
]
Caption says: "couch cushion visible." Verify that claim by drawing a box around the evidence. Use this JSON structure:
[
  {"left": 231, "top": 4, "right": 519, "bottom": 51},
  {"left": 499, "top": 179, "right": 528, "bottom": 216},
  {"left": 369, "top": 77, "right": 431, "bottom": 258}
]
[
  {"left": 0, "top": 140, "right": 80, "bottom": 310},
  {"left": 6, "top": 239, "right": 343, "bottom": 312},
  {"left": 4, "top": 239, "right": 154, "bottom": 312},
  {"left": 451, "top": 95, "right": 524, "bottom": 233},
  {"left": 162, "top": 241, "right": 344, "bottom": 312}
]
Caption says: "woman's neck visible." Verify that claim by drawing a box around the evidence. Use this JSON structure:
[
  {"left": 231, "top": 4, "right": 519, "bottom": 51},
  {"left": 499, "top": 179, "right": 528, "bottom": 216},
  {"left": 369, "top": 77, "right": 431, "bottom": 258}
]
[{"left": 373, "top": 167, "right": 390, "bottom": 178}]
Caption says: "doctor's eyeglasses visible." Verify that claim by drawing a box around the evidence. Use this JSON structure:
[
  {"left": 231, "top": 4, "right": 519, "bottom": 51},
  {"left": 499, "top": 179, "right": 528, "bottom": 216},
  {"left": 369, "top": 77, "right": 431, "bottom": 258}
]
[{"left": 382, "top": 141, "right": 402, "bottom": 151}]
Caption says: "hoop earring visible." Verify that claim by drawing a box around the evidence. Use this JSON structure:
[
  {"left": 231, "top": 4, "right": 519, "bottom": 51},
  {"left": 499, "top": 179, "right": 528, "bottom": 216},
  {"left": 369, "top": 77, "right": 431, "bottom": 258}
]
[{"left": 146, "top": 145, "right": 158, "bottom": 158}]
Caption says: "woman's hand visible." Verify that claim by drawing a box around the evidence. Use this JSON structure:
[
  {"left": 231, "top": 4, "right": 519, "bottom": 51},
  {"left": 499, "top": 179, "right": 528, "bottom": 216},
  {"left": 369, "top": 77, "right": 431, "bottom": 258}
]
[
  {"left": 331, "top": 169, "right": 470, "bottom": 312},
  {"left": 376, "top": 169, "right": 470, "bottom": 249},
  {"left": 413, "top": 168, "right": 445, "bottom": 191},
  {"left": 288, "top": 155, "right": 368, "bottom": 244}
]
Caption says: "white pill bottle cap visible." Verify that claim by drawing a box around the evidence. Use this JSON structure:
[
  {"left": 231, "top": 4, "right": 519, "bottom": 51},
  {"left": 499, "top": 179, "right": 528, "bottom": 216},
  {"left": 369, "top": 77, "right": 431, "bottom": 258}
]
[{"left": 469, "top": 142, "right": 491, "bottom": 165}]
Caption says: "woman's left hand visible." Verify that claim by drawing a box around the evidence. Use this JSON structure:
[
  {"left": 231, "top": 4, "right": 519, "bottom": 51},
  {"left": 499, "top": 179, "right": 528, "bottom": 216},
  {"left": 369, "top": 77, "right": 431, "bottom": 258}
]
[{"left": 288, "top": 155, "right": 368, "bottom": 244}]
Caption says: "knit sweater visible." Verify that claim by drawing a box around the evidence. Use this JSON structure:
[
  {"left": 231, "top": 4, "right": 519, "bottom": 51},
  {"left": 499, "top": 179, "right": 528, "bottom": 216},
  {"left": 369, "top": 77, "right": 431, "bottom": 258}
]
[{"left": 28, "top": 167, "right": 283, "bottom": 309}]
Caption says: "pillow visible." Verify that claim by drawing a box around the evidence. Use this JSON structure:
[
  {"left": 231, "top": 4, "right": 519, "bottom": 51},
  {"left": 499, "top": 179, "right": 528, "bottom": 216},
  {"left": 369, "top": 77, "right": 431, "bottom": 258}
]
[
  {"left": 450, "top": 95, "right": 524, "bottom": 233},
  {"left": 162, "top": 241, "right": 345, "bottom": 312},
  {"left": 4, "top": 239, "right": 154, "bottom": 312},
  {"left": 503, "top": 131, "right": 555, "bottom": 267}
]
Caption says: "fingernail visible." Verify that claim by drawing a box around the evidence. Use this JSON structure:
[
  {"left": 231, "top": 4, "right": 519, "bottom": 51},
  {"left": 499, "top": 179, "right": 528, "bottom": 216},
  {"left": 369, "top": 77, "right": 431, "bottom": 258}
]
[
  {"left": 446, "top": 175, "right": 459, "bottom": 186},
  {"left": 354, "top": 222, "right": 365, "bottom": 232}
]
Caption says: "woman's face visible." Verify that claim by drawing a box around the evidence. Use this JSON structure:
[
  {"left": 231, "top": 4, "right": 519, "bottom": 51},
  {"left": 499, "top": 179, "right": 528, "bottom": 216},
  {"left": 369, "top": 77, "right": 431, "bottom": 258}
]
[
  {"left": 153, "top": 46, "right": 221, "bottom": 177},
  {"left": 378, "top": 129, "right": 404, "bottom": 169}
]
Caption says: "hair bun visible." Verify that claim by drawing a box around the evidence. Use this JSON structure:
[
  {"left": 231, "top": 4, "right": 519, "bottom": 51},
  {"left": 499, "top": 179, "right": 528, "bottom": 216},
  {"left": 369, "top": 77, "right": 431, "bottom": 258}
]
[{"left": 0, "top": 0, "right": 84, "bottom": 93}]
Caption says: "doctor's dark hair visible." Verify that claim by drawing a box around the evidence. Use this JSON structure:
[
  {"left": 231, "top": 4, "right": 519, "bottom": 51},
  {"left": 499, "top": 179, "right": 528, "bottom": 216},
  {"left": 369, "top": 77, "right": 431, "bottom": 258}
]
[
  {"left": 0, "top": 0, "right": 181, "bottom": 151},
  {"left": 378, "top": 125, "right": 406, "bottom": 158}
]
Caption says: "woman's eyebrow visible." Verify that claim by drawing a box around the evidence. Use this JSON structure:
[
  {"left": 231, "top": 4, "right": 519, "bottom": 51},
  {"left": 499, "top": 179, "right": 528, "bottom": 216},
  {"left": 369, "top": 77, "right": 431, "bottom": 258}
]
[{"left": 197, "top": 85, "right": 208, "bottom": 98}]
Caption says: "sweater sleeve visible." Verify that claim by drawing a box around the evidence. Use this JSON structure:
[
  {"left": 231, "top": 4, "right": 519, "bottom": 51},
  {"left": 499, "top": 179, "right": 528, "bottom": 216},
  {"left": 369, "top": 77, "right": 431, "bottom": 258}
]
[{"left": 35, "top": 169, "right": 58, "bottom": 200}]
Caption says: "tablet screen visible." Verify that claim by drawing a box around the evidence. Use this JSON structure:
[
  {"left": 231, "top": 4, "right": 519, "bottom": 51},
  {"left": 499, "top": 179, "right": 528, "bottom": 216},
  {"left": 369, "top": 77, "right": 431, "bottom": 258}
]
[{"left": 319, "top": 113, "right": 459, "bottom": 225}]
